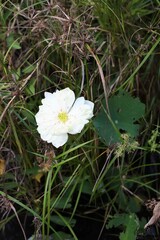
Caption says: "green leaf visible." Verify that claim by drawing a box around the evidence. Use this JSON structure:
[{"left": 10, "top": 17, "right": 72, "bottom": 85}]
[
  {"left": 25, "top": 78, "right": 36, "bottom": 95},
  {"left": 81, "top": 180, "right": 93, "bottom": 195},
  {"left": 52, "top": 194, "right": 72, "bottom": 209},
  {"left": 128, "top": 197, "right": 141, "bottom": 213},
  {"left": 0, "top": 182, "right": 19, "bottom": 190},
  {"left": 53, "top": 231, "right": 74, "bottom": 240},
  {"left": 50, "top": 215, "right": 76, "bottom": 227},
  {"left": 6, "top": 34, "right": 21, "bottom": 49},
  {"left": 23, "top": 64, "right": 35, "bottom": 74},
  {"left": 19, "top": 107, "right": 35, "bottom": 125},
  {"left": 106, "top": 213, "right": 139, "bottom": 240},
  {"left": 93, "top": 91, "right": 145, "bottom": 145},
  {"left": 119, "top": 214, "right": 139, "bottom": 240}
]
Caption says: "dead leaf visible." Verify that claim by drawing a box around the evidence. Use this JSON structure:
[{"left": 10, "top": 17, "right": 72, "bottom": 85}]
[
  {"left": 144, "top": 202, "right": 160, "bottom": 229},
  {"left": 0, "top": 159, "right": 6, "bottom": 175},
  {"left": 39, "top": 149, "right": 55, "bottom": 172},
  {"left": 33, "top": 172, "right": 44, "bottom": 183}
]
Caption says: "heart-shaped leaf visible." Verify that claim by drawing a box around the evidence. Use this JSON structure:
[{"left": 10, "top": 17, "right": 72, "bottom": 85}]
[{"left": 93, "top": 91, "right": 145, "bottom": 145}]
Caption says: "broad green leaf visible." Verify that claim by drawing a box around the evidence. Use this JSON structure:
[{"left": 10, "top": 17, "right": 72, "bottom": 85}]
[
  {"left": 93, "top": 91, "right": 145, "bottom": 145},
  {"left": 119, "top": 214, "right": 139, "bottom": 240},
  {"left": 106, "top": 213, "right": 139, "bottom": 240},
  {"left": 50, "top": 215, "right": 76, "bottom": 227},
  {"left": 51, "top": 194, "right": 72, "bottom": 209},
  {"left": 128, "top": 197, "right": 141, "bottom": 213},
  {"left": 53, "top": 231, "right": 74, "bottom": 240}
]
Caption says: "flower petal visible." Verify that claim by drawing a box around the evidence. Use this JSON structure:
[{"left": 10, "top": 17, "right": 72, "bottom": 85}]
[
  {"left": 41, "top": 92, "right": 59, "bottom": 112},
  {"left": 40, "top": 88, "right": 75, "bottom": 114},
  {"left": 67, "top": 97, "right": 94, "bottom": 134},
  {"left": 50, "top": 134, "right": 68, "bottom": 148},
  {"left": 57, "top": 88, "right": 75, "bottom": 111},
  {"left": 67, "top": 118, "right": 88, "bottom": 134},
  {"left": 70, "top": 97, "right": 94, "bottom": 119},
  {"left": 38, "top": 126, "right": 68, "bottom": 147}
]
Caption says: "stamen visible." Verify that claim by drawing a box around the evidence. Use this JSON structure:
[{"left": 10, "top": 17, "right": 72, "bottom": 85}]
[{"left": 58, "top": 112, "right": 68, "bottom": 123}]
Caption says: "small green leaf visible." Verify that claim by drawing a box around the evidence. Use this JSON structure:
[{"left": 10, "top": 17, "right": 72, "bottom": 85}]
[
  {"left": 25, "top": 78, "right": 36, "bottom": 95},
  {"left": 81, "top": 180, "right": 93, "bottom": 195},
  {"left": 11, "top": 41, "right": 21, "bottom": 49},
  {"left": 1, "top": 182, "right": 19, "bottom": 190},
  {"left": 23, "top": 64, "right": 35, "bottom": 74},
  {"left": 93, "top": 91, "right": 145, "bottom": 145},
  {"left": 20, "top": 108, "right": 35, "bottom": 124},
  {"left": 7, "top": 34, "right": 21, "bottom": 49}
]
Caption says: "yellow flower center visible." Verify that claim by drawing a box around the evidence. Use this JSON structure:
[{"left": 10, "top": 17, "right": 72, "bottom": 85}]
[{"left": 58, "top": 111, "right": 68, "bottom": 123}]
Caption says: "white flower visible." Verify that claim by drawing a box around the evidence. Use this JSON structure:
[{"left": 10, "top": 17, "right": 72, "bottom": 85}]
[{"left": 35, "top": 88, "right": 94, "bottom": 148}]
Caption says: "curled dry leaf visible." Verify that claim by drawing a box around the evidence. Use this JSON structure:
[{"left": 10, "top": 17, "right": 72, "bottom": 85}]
[
  {"left": 34, "top": 148, "right": 56, "bottom": 183},
  {"left": 39, "top": 149, "right": 55, "bottom": 172},
  {"left": 144, "top": 202, "right": 160, "bottom": 229},
  {"left": 0, "top": 158, "right": 6, "bottom": 175}
]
